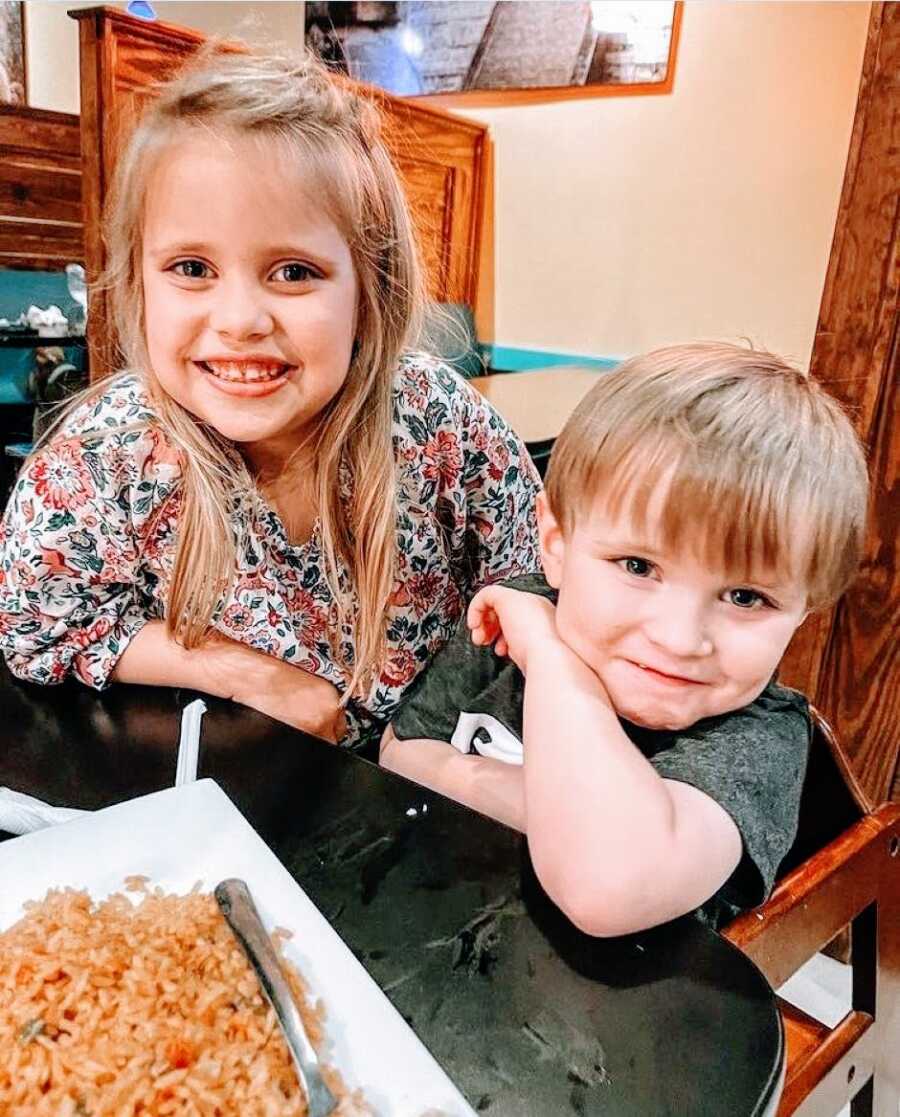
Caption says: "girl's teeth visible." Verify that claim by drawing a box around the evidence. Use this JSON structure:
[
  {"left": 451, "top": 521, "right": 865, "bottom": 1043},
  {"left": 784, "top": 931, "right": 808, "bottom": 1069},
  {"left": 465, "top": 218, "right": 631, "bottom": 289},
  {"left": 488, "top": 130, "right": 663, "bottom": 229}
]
[{"left": 202, "top": 361, "right": 288, "bottom": 382}]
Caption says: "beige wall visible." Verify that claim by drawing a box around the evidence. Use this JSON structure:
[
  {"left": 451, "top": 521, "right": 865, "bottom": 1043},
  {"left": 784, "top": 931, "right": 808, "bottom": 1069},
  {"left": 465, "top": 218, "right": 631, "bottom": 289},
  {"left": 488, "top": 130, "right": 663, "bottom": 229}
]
[
  {"left": 455, "top": 1, "right": 869, "bottom": 365},
  {"left": 24, "top": 1, "right": 305, "bottom": 115},
  {"left": 23, "top": 1, "right": 867, "bottom": 365}
]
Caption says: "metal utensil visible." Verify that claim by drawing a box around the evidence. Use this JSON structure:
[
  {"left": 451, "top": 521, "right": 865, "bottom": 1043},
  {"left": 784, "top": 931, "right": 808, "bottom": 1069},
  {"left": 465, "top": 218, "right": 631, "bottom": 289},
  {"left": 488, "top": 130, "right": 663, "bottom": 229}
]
[{"left": 215, "top": 878, "right": 338, "bottom": 1117}]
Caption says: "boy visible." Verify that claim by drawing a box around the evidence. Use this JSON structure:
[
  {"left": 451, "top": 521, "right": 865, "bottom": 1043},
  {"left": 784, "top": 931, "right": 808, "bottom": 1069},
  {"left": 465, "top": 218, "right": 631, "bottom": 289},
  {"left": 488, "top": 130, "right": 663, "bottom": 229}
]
[{"left": 381, "top": 342, "right": 868, "bottom": 935}]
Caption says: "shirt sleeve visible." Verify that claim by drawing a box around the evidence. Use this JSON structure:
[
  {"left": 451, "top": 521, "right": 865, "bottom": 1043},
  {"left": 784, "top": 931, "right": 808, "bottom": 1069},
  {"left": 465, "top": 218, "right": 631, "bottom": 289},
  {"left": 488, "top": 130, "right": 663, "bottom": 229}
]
[
  {"left": 455, "top": 372, "right": 543, "bottom": 596},
  {"left": 645, "top": 683, "right": 811, "bottom": 911},
  {"left": 394, "top": 356, "right": 542, "bottom": 602},
  {"left": 0, "top": 403, "right": 179, "bottom": 689}
]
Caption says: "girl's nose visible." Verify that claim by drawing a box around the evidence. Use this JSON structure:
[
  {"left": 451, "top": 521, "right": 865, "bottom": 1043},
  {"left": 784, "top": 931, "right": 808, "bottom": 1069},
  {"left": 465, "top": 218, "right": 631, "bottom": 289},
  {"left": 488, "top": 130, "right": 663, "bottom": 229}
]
[
  {"left": 642, "top": 597, "right": 714, "bottom": 659},
  {"left": 208, "top": 276, "right": 274, "bottom": 341}
]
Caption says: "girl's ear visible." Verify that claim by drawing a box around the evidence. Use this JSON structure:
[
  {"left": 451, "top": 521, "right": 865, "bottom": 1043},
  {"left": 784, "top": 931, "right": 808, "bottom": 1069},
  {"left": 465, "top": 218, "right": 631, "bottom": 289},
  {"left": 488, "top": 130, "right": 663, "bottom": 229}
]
[{"left": 537, "top": 491, "right": 565, "bottom": 589}]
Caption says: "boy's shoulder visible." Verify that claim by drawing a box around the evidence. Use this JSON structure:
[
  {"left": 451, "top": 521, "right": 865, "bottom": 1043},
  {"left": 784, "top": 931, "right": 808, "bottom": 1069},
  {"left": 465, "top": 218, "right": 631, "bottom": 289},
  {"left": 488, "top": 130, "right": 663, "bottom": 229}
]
[
  {"left": 629, "top": 680, "right": 810, "bottom": 757},
  {"left": 750, "top": 679, "right": 810, "bottom": 717}
]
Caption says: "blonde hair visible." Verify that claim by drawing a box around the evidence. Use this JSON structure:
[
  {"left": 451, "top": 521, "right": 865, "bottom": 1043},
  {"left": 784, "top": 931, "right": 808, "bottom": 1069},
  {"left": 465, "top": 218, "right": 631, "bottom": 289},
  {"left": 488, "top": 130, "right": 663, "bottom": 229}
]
[
  {"left": 97, "top": 46, "right": 425, "bottom": 697},
  {"left": 544, "top": 342, "right": 869, "bottom": 608}
]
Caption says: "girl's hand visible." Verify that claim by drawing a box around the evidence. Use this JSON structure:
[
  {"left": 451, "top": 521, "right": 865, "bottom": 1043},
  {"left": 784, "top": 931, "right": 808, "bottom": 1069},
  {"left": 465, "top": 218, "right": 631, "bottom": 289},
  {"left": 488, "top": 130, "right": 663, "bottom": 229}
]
[
  {"left": 467, "top": 585, "right": 560, "bottom": 674},
  {"left": 245, "top": 657, "right": 347, "bottom": 743},
  {"left": 202, "top": 639, "right": 346, "bottom": 743}
]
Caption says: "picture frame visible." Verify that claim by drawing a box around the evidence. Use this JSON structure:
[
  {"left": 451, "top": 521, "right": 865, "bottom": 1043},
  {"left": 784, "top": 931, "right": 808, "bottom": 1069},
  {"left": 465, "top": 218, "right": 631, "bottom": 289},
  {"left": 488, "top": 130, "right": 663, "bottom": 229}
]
[
  {"left": 305, "top": 1, "right": 682, "bottom": 108},
  {"left": 0, "top": 0, "right": 25, "bottom": 106}
]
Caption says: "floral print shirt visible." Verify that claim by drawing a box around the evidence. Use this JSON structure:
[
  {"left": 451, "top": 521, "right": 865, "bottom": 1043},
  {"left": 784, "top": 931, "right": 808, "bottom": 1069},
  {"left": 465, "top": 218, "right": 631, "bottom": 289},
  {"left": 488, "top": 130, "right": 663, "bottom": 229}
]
[{"left": 0, "top": 355, "right": 541, "bottom": 750}]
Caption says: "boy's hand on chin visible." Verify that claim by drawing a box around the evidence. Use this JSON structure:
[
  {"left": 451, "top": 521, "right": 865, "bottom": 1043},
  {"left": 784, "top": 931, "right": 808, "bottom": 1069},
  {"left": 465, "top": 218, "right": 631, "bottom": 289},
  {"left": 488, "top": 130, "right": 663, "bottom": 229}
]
[{"left": 467, "top": 585, "right": 560, "bottom": 674}]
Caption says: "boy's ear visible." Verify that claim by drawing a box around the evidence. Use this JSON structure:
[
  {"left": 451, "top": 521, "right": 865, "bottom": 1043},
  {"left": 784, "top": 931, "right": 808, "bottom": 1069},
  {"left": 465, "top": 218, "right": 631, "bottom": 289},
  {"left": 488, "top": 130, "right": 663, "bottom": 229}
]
[{"left": 537, "top": 491, "right": 565, "bottom": 589}]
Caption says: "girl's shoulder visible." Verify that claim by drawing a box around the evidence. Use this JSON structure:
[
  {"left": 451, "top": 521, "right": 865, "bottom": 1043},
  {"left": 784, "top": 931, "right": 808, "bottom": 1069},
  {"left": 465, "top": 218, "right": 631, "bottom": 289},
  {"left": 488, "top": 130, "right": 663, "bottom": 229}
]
[
  {"left": 41, "top": 371, "right": 182, "bottom": 491},
  {"left": 392, "top": 351, "right": 491, "bottom": 437},
  {"left": 60, "top": 371, "right": 159, "bottom": 438}
]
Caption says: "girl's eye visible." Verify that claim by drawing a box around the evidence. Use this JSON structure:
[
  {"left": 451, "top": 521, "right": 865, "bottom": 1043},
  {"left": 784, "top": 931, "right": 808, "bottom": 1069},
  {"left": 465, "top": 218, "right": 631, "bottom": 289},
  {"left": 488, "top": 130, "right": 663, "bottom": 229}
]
[
  {"left": 271, "top": 262, "right": 318, "bottom": 283},
  {"left": 171, "top": 259, "right": 211, "bottom": 279},
  {"left": 618, "top": 556, "right": 655, "bottom": 578},
  {"left": 726, "top": 587, "right": 770, "bottom": 610}
]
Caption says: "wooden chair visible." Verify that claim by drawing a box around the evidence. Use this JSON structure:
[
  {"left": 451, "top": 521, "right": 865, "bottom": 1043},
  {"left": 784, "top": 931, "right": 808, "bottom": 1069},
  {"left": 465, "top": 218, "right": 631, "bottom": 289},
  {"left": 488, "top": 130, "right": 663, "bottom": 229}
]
[{"left": 724, "top": 710, "right": 900, "bottom": 1116}]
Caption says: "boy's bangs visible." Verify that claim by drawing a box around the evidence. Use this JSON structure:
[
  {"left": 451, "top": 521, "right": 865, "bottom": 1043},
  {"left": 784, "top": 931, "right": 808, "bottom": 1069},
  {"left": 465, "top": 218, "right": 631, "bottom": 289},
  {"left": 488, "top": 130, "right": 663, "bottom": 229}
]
[{"left": 601, "top": 436, "right": 813, "bottom": 592}]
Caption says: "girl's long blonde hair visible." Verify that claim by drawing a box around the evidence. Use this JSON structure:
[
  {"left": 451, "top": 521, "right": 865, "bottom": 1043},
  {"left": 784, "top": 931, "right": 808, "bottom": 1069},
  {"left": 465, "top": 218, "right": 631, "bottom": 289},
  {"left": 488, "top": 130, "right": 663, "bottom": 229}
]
[{"left": 96, "top": 47, "right": 425, "bottom": 697}]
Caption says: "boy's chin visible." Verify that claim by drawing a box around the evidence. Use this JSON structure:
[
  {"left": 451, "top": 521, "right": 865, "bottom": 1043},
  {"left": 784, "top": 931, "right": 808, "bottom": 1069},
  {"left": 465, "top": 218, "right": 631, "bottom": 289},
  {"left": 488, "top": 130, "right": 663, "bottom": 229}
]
[
  {"left": 620, "top": 708, "right": 696, "bottom": 732},
  {"left": 607, "top": 691, "right": 699, "bottom": 733}
]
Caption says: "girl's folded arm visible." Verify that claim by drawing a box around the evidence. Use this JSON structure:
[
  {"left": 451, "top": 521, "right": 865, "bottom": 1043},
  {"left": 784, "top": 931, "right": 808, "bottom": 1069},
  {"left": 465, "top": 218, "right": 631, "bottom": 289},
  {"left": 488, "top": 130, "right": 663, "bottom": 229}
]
[{"left": 112, "top": 622, "right": 345, "bottom": 742}]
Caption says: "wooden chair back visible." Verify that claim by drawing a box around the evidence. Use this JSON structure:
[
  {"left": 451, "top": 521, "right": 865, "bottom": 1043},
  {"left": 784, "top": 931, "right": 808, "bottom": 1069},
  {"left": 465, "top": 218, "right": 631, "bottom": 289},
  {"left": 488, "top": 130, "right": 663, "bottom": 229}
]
[
  {"left": 726, "top": 705, "right": 900, "bottom": 1116},
  {"left": 776, "top": 708, "right": 872, "bottom": 881}
]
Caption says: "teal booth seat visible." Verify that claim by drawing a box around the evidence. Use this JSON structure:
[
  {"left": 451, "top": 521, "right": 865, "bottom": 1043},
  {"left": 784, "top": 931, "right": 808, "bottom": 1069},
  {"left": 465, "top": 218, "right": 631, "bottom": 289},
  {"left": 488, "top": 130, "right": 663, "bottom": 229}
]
[
  {"left": 1, "top": 269, "right": 85, "bottom": 404},
  {"left": 423, "top": 302, "right": 487, "bottom": 380},
  {"left": 0, "top": 269, "right": 88, "bottom": 495}
]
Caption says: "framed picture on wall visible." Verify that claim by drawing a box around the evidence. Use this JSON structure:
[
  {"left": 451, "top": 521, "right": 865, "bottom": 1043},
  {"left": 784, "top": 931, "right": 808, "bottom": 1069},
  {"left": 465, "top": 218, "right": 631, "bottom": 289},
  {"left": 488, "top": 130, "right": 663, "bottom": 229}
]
[
  {"left": 0, "top": 1, "right": 25, "bottom": 106},
  {"left": 304, "top": 1, "right": 682, "bottom": 107}
]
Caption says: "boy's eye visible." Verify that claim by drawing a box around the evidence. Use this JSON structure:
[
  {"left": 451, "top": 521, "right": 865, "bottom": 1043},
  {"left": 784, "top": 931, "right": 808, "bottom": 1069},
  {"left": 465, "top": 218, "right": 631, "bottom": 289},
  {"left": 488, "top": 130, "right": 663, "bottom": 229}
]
[
  {"left": 170, "top": 259, "right": 211, "bottom": 279},
  {"left": 271, "top": 262, "right": 318, "bottom": 283},
  {"left": 726, "top": 587, "right": 768, "bottom": 609},
  {"left": 618, "top": 556, "right": 655, "bottom": 578}
]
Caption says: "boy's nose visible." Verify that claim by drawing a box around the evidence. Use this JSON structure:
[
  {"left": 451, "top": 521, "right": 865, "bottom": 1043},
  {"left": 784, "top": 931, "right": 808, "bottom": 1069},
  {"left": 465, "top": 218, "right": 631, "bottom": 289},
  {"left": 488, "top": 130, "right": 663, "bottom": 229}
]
[
  {"left": 208, "top": 277, "right": 274, "bottom": 341},
  {"left": 642, "top": 600, "right": 714, "bottom": 660}
]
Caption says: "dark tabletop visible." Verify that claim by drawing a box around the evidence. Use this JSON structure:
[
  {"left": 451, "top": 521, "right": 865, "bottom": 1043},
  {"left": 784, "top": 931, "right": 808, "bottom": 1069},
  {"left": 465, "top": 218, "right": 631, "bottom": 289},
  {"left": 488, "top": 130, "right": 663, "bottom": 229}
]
[{"left": 0, "top": 668, "right": 784, "bottom": 1116}]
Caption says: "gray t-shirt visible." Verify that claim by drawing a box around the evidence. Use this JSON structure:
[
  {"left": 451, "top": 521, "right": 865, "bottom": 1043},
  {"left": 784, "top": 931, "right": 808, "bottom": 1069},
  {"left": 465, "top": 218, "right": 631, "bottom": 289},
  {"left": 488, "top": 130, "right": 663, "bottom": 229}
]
[{"left": 392, "top": 573, "right": 810, "bottom": 926}]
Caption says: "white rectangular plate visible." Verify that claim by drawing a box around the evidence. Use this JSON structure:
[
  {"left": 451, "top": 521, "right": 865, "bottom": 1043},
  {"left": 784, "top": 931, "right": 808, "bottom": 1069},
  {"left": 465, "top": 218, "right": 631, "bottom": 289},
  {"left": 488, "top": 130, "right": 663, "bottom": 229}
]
[{"left": 0, "top": 779, "right": 476, "bottom": 1117}]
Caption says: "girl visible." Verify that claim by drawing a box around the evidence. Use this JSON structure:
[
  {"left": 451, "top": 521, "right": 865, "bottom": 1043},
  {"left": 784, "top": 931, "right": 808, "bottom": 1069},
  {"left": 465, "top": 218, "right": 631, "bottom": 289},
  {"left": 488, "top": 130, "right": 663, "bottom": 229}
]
[{"left": 0, "top": 49, "right": 541, "bottom": 750}]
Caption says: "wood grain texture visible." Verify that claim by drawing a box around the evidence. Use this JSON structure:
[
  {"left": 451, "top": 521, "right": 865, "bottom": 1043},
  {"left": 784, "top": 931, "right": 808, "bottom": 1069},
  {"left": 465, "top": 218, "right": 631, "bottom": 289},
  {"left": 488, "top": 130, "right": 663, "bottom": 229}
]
[
  {"left": 72, "top": 5, "right": 491, "bottom": 381},
  {"left": 779, "top": 2, "right": 900, "bottom": 806},
  {"left": 725, "top": 802, "right": 900, "bottom": 1114},
  {"left": 0, "top": 105, "right": 82, "bottom": 270}
]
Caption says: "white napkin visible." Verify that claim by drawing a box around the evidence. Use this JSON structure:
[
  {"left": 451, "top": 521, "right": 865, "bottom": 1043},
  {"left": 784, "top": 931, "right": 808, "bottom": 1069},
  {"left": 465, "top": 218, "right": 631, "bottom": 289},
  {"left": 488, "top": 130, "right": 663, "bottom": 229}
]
[
  {"left": 0, "top": 787, "right": 86, "bottom": 836},
  {"left": 0, "top": 698, "right": 209, "bottom": 837}
]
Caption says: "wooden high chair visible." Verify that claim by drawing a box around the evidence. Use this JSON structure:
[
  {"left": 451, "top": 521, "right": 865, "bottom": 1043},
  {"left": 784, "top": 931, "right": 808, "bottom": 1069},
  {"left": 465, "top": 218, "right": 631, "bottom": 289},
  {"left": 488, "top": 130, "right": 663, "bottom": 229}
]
[{"left": 724, "top": 711, "right": 900, "bottom": 1116}]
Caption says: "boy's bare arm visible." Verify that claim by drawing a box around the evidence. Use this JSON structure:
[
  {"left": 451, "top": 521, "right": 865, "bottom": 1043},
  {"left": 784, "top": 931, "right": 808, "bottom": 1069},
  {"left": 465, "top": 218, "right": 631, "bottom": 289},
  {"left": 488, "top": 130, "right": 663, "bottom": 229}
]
[
  {"left": 379, "top": 725, "right": 526, "bottom": 831},
  {"left": 111, "top": 620, "right": 346, "bottom": 742},
  {"left": 471, "top": 586, "right": 742, "bottom": 936}
]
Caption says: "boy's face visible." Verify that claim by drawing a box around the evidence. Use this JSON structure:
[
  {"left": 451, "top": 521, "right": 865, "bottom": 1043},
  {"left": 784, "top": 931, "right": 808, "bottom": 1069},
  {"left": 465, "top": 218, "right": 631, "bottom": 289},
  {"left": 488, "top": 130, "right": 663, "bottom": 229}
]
[
  {"left": 141, "top": 133, "right": 358, "bottom": 470},
  {"left": 538, "top": 491, "right": 809, "bottom": 731}
]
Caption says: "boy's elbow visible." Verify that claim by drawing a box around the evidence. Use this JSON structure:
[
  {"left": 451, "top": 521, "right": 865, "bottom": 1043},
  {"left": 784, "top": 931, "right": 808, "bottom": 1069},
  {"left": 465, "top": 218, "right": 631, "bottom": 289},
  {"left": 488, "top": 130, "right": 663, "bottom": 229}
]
[
  {"left": 528, "top": 842, "right": 665, "bottom": 938},
  {"left": 549, "top": 879, "right": 654, "bottom": 938}
]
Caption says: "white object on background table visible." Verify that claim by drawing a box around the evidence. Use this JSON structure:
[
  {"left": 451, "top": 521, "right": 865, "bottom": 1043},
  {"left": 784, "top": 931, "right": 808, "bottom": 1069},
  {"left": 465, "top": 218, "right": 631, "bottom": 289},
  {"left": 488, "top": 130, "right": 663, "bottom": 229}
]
[
  {"left": 0, "top": 780, "right": 477, "bottom": 1117},
  {"left": 0, "top": 787, "right": 86, "bottom": 836},
  {"left": 175, "top": 698, "right": 207, "bottom": 786}
]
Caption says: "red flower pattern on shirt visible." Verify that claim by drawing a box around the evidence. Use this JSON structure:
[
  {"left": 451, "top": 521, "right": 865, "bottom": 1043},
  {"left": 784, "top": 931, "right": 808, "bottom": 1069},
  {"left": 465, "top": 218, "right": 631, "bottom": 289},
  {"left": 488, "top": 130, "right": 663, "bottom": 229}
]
[
  {"left": 421, "top": 430, "right": 463, "bottom": 489},
  {"left": 29, "top": 439, "right": 96, "bottom": 511}
]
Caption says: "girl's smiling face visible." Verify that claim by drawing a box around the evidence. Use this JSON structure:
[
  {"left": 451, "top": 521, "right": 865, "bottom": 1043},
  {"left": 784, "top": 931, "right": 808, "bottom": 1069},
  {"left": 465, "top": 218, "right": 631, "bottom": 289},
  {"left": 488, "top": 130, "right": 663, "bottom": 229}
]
[{"left": 141, "top": 132, "right": 359, "bottom": 468}]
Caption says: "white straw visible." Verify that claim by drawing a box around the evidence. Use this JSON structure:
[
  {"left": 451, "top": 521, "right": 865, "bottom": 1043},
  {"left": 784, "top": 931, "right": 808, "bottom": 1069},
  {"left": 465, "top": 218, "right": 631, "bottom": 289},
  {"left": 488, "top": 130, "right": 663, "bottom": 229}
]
[{"left": 175, "top": 699, "right": 207, "bottom": 787}]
